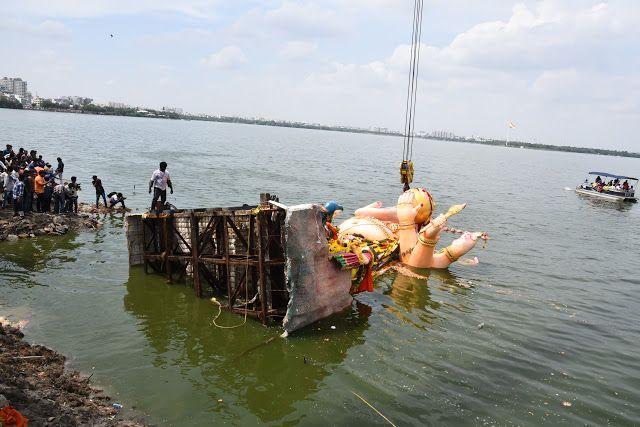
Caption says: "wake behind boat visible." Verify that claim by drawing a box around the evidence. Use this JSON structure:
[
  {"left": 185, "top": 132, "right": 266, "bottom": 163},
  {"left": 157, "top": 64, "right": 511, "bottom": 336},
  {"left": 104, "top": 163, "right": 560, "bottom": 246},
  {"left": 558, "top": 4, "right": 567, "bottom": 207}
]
[{"left": 576, "top": 171, "right": 637, "bottom": 202}]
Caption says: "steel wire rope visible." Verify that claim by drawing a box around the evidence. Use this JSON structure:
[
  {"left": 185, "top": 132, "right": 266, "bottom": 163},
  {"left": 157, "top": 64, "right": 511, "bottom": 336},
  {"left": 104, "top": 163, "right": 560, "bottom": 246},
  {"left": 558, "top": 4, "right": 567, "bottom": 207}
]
[
  {"left": 408, "top": 0, "right": 423, "bottom": 160},
  {"left": 405, "top": 0, "right": 420, "bottom": 160},
  {"left": 402, "top": 0, "right": 420, "bottom": 161}
]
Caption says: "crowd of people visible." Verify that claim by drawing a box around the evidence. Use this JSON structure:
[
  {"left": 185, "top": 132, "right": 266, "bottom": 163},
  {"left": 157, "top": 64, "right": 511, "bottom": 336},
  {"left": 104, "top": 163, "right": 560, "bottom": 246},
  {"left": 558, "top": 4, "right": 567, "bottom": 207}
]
[
  {"left": 0, "top": 144, "right": 126, "bottom": 218},
  {"left": 1, "top": 143, "right": 175, "bottom": 218}
]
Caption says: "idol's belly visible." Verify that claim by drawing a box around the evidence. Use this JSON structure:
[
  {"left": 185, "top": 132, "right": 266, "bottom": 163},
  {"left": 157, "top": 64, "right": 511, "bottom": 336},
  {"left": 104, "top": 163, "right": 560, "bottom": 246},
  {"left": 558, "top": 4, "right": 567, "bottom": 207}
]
[{"left": 337, "top": 217, "right": 392, "bottom": 241}]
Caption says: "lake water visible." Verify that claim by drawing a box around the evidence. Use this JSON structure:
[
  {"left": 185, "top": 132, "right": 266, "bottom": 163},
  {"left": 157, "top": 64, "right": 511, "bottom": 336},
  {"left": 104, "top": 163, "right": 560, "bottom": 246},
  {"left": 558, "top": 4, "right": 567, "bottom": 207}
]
[{"left": 1, "top": 109, "right": 639, "bottom": 425}]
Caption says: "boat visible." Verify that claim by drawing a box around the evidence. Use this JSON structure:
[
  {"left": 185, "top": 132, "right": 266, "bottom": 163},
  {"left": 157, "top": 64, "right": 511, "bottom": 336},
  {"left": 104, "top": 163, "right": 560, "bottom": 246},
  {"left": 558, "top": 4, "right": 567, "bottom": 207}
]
[{"left": 575, "top": 171, "right": 638, "bottom": 202}]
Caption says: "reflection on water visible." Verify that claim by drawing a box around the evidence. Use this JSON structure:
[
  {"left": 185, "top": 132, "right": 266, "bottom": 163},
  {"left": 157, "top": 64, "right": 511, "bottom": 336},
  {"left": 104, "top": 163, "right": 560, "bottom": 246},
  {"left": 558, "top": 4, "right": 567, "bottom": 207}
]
[
  {"left": 123, "top": 267, "right": 370, "bottom": 423},
  {"left": 576, "top": 194, "right": 636, "bottom": 211},
  {"left": 2, "top": 111, "right": 640, "bottom": 425},
  {"left": 0, "top": 234, "right": 82, "bottom": 287},
  {"left": 379, "top": 268, "right": 473, "bottom": 330}
]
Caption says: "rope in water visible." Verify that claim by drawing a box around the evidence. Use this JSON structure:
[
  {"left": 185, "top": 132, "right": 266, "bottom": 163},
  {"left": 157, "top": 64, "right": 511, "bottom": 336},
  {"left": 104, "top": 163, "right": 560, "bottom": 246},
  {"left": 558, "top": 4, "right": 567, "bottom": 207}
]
[
  {"left": 351, "top": 391, "right": 397, "bottom": 427},
  {"left": 210, "top": 249, "right": 251, "bottom": 329}
]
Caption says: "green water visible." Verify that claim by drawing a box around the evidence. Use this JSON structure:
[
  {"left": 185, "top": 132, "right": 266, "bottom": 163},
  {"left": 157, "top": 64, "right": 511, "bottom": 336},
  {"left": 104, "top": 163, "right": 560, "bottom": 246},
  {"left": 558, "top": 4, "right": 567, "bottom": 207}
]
[{"left": 1, "top": 109, "right": 639, "bottom": 425}]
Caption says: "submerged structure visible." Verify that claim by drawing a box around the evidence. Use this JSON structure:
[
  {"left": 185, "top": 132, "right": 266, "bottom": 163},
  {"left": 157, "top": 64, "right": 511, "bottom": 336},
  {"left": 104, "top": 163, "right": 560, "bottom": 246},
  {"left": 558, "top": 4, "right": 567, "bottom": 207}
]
[{"left": 126, "top": 194, "right": 353, "bottom": 334}]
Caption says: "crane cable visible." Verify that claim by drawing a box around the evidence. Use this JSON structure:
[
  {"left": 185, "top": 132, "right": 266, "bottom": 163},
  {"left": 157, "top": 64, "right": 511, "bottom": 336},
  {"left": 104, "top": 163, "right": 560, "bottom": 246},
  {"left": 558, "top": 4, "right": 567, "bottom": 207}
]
[{"left": 400, "top": 0, "right": 424, "bottom": 191}]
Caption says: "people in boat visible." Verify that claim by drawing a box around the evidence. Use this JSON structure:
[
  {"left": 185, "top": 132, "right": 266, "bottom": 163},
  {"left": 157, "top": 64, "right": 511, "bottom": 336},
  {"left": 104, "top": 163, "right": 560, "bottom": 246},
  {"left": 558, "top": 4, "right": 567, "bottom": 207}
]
[
  {"left": 623, "top": 180, "right": 630, "bottom": 190},
  {"left": 595, "top": 176, "right": 602, "bottom": 183}
]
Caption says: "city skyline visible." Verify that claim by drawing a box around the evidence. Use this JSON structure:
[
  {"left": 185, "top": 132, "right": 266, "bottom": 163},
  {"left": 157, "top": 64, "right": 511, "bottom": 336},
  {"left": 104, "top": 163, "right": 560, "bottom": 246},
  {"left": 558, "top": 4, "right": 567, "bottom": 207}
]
[{"left": 2, "top": 1, "right": 639, "bottom": 151}]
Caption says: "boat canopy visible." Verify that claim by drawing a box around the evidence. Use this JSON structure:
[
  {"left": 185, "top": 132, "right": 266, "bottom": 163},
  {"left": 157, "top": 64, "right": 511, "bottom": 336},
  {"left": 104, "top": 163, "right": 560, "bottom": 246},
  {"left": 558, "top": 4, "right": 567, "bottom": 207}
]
[{"left": 588, "top": 172, "right": 638, "bottom": 181}]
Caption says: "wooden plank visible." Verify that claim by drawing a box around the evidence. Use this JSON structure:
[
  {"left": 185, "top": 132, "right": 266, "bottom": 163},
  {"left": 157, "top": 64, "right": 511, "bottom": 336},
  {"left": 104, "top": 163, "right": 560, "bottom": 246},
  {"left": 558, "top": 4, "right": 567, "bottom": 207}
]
[
  {"left": 162, "top": 217, "right": 172, "bottom": 283},
  {"left": 222, "top": 216, "right": 233, "bottom": 309},
  {"left": 257, "top": 212, "right": 267, "bottom": 323},
  {"left": 226, "top": 216, "right": 249, "bottom": 250},
  {"left": 190, "top": 212, "right": 202, "bottom": 297}
]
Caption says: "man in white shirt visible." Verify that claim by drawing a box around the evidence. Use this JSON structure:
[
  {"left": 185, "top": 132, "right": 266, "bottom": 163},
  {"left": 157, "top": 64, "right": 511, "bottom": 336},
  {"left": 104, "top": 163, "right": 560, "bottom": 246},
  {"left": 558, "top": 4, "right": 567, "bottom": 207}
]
[
  {"left": 2, "top": 166, "right": 15, "bottom": 208},
  {"left": 149, "top": 161, "right": 173, "bottom": 211}
]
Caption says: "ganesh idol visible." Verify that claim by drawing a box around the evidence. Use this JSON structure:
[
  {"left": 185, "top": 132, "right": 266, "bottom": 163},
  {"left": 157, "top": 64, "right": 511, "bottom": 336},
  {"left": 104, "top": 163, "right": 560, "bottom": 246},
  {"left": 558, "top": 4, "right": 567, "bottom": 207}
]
[{"left": 335, "top": 188, "right": 487, "bottom": 269}]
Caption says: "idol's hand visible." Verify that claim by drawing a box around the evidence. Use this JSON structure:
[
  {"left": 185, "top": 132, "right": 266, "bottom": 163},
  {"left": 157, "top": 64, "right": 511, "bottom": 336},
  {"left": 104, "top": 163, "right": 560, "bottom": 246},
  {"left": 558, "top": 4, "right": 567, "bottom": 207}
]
[
  {"left": 419, "top": 214, "right": 447, "bottom": 239},
  {"left": 396, "top": 191, "right": 420, "bottom": 225}
]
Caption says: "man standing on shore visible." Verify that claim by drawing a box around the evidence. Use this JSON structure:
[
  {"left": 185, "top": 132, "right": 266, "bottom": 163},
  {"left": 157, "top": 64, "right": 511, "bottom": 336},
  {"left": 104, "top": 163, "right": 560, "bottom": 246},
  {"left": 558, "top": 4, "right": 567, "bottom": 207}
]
[
  {"left": 2, "top": 144, "right": 12, "bottom": 159},
  {"left": 53, "top": 181, "right": 66, "bottom": 214},
  {"left": 66, "top": 176, "right": 80, "bottom": 213},
  {"left": 92, "top": 176, "right": 107, "bottom": 208},
  {"left": 13, "top": 174, "right": 25, "bottom": 218},
  {"left": 35, "top": 170, "right": 46, "bottom": 212},
  {"left": 2, "top": 166, "right": 15, "bottom": 209},
  {"left": 56, "top": 157, "right": 64, "bottom": 181},
  {"left": 149, "top": 161, "right": 173, "bottom": 211}
]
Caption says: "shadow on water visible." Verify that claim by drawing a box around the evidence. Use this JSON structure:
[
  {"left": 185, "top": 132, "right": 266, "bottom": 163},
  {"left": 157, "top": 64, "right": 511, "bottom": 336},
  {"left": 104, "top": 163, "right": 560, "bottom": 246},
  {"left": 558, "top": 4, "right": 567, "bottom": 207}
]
[
  {"left": 122, "top": 266, "right": 370, "bottom": 423},
  {"left": 576, "top": 194, "right": 636, "bottom": 212},
  {"left": 0, "top": 233, "right": 82, "bottom": 286}
]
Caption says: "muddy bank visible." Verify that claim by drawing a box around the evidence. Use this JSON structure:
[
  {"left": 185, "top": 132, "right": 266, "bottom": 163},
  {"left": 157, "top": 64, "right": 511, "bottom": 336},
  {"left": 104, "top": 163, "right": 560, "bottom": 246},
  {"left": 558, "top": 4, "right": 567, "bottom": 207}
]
[
  {"left": 0, "top": 203, "right": 121, "bottom": 242},
  {"left": 0, "top": 321, "right": 143, "bottom": 426}
]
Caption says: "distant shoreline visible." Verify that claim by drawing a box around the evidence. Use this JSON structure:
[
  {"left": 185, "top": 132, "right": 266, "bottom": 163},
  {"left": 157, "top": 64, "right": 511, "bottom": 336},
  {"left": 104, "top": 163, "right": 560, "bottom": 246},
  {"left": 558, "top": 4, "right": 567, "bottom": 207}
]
[{"left": 3, "top": 105, "right": 639, "bottom": 159}]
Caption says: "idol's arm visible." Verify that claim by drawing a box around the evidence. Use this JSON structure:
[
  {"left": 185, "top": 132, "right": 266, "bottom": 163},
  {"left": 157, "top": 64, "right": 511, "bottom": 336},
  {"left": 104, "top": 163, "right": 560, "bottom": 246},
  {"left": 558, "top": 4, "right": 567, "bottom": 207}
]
[
  {"left": 395, "top": 192, "right": 419, "bottom": 261},
  {"left": 406, "top": 214, "right": 446, "bottom": 268},
  {"left": 430, "top": 232, "right": 480, "bottom": 268}
]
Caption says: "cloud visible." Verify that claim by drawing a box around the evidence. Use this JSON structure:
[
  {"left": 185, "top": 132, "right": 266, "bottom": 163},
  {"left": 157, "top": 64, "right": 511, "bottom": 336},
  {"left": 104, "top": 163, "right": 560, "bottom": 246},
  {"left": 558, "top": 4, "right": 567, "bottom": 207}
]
[
  {"left": 229, "top": 2, "right": 349, "bottom": 41},
  {"left": 135, "top": 28, "right": 216, "bottom": 45},
  {"left": 201, "top": 46, "right": 247, "bottom": 69},
  {"left": 30, "top": 49, "right": 73, "bottom": 75},
  {"left": 278, "top": 41, "right": 317, "bottom": 60},
  {"left": 0, "top": 18, "right": 71, "bottom": 40},
  {"left": 297, "top": 1, "right": 640, "bottom": 147},
  {"left": 265, "top": 2, "right": 349, "bottom": 38},
  {"left": 9, "top": 0, "right": 221, "bottom": 19}
]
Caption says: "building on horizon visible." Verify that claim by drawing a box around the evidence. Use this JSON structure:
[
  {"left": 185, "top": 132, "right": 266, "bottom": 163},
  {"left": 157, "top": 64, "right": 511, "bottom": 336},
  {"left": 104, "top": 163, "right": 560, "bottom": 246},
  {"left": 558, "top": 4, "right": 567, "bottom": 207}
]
[
  {"left": 55, "top": 96, "right": 93, "bottom": 107},
  {"left": 0, "top": 77, "right": 32, "bottom": 105},
  {"left": 430, "top": 130, "right": 457, "bottom": 139},
  {"left": 108, "top": 101, "right": 127, "bottom": 109},
  {"left": 162, "top": 106, "right": 183, "bottom": 115}
]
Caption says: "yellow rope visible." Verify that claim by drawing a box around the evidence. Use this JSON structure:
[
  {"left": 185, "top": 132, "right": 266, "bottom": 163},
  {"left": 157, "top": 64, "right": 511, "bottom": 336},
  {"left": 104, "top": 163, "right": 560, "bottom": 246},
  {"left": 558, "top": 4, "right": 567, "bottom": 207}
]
[
  {"left": 351, "top": 391, "right": 397, "bottom": 427},
  {"left": 210, "top": 248, "right": 251, "bottom": 329}
]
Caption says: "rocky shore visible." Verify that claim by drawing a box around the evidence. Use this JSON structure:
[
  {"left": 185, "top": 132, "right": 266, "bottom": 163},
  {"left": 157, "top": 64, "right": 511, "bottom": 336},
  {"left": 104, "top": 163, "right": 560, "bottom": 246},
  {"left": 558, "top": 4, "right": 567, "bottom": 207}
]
[
  {"left": 0, "top": 203, "right": 130, "bottom": 242},
  {"left": 0, "top": 320, "right": 142, "bottom": 426}
]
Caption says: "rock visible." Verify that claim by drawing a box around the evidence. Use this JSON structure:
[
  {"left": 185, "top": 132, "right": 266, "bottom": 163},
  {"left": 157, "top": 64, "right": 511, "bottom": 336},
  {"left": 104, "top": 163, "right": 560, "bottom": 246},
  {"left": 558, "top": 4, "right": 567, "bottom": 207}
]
[
  {"left": 7, "top": 234, "right": 19, "bottom": 241},
  {"left": 29, "top": 233, "right": 36, "bottom": 238},
  {"left": 0, "top": 393, "right": 9, "bottom": 407},
  {"left": 18, "top": 233, "right": 28, "bottom": 239}
]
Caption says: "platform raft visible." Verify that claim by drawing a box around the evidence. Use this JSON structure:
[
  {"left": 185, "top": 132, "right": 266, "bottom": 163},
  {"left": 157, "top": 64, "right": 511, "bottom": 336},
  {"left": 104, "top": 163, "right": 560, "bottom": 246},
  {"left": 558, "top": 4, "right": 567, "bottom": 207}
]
[{"left": 125, "top": 194, "right": 352, "bottom": 335}]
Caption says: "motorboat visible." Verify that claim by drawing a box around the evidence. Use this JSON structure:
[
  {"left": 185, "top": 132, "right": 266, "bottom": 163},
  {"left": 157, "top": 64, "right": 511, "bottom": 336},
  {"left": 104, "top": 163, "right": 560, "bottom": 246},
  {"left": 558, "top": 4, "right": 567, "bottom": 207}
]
[{"left": 576, "top": 171, "right": 637, "bottom": 202}]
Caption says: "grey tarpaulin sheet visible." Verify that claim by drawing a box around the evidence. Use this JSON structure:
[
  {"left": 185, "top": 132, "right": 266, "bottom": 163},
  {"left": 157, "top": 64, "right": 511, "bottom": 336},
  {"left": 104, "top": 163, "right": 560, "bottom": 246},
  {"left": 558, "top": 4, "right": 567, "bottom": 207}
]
[{"left": 282, "top": 204, "right": 352, "bottom": 334}]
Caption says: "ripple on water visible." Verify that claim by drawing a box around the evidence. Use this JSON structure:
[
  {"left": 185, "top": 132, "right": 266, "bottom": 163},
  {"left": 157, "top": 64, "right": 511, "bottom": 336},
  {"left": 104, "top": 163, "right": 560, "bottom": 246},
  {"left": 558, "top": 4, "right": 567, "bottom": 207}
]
[{"left": 1, "top": 112, "right": 640, "bottom": 425}]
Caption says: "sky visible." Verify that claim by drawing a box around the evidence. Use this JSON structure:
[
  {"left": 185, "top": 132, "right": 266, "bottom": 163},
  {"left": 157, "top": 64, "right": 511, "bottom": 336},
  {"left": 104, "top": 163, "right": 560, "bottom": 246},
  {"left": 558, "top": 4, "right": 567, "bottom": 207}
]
[{"left": 1, "top": 0, "right": 639, "bottom": 150}]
